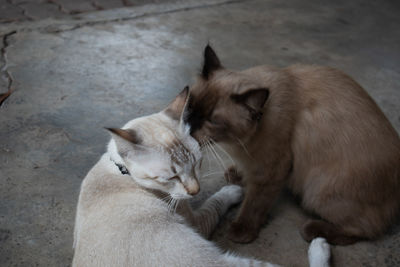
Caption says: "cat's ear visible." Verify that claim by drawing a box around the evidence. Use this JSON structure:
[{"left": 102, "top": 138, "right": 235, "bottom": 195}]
[
  {"left": 106, "top": 127, "right": 143, "bottom": 157},
  {"left": 164, "top": 86, "right": 190, "bottom": 121},
  {"left": 202, "top": 45, "right": 222, "bottom": 79},
  {"left": 106, "top": 128, "right": 141, "bottom": 144},
  {"left": 231, "top": 88, "right": 269, "bottom": 111}
]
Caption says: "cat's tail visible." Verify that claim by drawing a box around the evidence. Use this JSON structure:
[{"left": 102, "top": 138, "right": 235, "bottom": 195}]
[
  {"left": 308, "top": 237, "right": 331, "bottom": 267},
  {"left": 301, "top": 219, "right": 361, "bottom": 245},
  {"left": 222, "top": 253, "right": 280, "bottom": 267},
  {"left": 221, "top": 237, "right": 330, "bottom": 267}
]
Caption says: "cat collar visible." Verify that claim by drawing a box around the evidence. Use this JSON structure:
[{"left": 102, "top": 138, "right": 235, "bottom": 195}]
[{"left": 110, "top": 157, "right": 130, "bottom": 175}]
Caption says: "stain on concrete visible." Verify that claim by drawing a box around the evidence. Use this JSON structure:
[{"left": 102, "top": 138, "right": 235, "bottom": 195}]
[{"left": 0, "top": 229, "right": 11, "bottom": 242}]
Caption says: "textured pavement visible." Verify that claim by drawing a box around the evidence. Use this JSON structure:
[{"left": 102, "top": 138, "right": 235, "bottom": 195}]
[{"left": 1, "top": 0, "right": 400, "bottom": 266}]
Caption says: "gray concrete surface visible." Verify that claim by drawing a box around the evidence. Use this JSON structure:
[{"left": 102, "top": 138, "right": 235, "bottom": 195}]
[{"left": 1, "top": 0, "right": 400, "bottom": 266}]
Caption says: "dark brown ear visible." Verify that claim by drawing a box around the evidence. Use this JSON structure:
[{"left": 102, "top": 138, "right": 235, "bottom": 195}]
[
  {"left": 164, "top": 86, "right": 190, "bottom": 120},
  {"left": 105, "top": 128, "right": 141, "bottom": 144},
  {"left": 231, "top": 88, "right": 269, "bottom": 111},
  {"left": 202, "top": 45, "right": 222, "bottom": 79}
]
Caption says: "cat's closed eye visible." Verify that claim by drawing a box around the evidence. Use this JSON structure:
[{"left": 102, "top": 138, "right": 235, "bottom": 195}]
[{"left": 168, "top": 175, "right": 181, "bottom": 181}]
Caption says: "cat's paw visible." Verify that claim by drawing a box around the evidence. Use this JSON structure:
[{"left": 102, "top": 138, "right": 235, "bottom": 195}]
[
  {"left": 217, "top": 185, "right": 243, "bottom": 205},
  {"left": 227, "top": 221, "right": 259, "bottom": 244},
  {"left": 308, "top": 237, "right": 330, "bottom": 267},
  {"left": 224, "top": 166, "right": 243, "bottom": 186}
]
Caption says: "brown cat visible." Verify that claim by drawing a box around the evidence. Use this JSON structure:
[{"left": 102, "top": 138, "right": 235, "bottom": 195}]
[{"left": 186, "top": 45, "right": 400, "bottom": 245}]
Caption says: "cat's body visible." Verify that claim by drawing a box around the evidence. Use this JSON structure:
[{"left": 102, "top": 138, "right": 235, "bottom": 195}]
[
  {"left": 72, "top": 88, "right": 289, "bottom": 266},
  {"left": 187, "top": 46, "right": 400, "bottom": 245},
  {"left": 73, "top": 153, "right": 261, "bottom": 267}
]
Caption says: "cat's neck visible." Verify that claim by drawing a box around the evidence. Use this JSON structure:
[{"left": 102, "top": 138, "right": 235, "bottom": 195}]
[
  {"left": 105, "top": 140, "right": 170, "bottom": 201},
  {"left": 107, "top": 138, "right": 124, "bottom": 166}
]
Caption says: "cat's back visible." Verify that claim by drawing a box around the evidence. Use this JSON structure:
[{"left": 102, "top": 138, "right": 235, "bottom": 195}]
[
  {"left": 73, "top": 154, "right": 174, "bottom": 266},
  {"left": 285, "top": 65, "right": 400, "bottom": 207},
  {"left": 286, "top": 65, "right": 375, "bottom": 107},
  {"left": 285, "top": 64, "right": 400, "bottom": 151}
]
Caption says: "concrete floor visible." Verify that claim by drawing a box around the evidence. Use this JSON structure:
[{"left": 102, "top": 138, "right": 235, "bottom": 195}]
[{"left": 1, "top": 0, "right": 400, "bottom": 266}]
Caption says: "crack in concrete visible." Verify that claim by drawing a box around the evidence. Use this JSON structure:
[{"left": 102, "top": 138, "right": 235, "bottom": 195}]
[
  {"left": 0, "top": 31, "right": 17, "bottom": 106},
  {"left": 3, "top": 0, "right": 33, "bottom": 23},
  {"left": 7, "top": 0, "right": 34, "bottom": 21},
  {"left": 0, "top": 0, "right": 247, "bottom": 106},
  {"left": 45, "top": 0, "right": 247, "bottom": 33},
  {"left": 0, "top": 0, "right": 249, "bottom": 35},
  {"left": 47, "top": 0, "right": 70, "bottom": 15}
]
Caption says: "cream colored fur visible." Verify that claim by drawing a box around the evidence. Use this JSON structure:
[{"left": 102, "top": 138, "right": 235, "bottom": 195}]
[
  {"left": 72, "top": 89, "right": 330, "bottom": 266},
  {"left": 73, "top": 153, "right": 271, "bottom": 267},
  {"left": 73, "top": 106, "right": 282, "bottom": 266}
]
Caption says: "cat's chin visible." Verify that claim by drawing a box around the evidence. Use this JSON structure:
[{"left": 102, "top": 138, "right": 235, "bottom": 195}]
[{"left": 170, "top": 194, "right": 192, "bottom": 200}]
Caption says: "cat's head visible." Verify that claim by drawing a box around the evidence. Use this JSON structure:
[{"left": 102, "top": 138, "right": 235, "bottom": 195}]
[
  {"left": 107, "top": 87, "right": 202, "bottom": 199},
  {"left": 186, "top": 45, "right": 269, "bottom": 144}
]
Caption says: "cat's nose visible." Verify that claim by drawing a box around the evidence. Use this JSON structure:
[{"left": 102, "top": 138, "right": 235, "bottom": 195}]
[
  {"left": 184, "top": 179, "right": 200, "bottom": 196},
  {"left": 187, "top": 184, "right": 200, "bottom": 196}
]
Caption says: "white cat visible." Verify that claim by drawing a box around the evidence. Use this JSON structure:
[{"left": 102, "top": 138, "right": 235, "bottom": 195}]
[{"left": 72, "top": 87, "right": 330, "bottom": 267}]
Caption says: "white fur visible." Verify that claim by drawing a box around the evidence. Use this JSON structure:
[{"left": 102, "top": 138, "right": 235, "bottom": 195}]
[
  {"left": 216, "top": 184, "right": 243, "bottom": 205},
  {"left": 308, "top": 238, "right": 331, "bottom": 267},
  {"left": 73, "top": 154, "right": 278, "bottom": 266},
  {"left": 73, "top": 111, "right": 278, "bottom": 266}
]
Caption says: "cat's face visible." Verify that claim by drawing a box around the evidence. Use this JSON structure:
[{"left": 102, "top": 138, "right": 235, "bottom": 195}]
[
  {"left": 109, "top": 88, "right": 202, "bottom": 199},
  {"left": 186, "top": 45, "right": 269, "bottom": 144}
]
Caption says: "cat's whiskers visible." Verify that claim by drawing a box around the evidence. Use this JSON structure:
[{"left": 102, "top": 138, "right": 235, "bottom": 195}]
[
  {"left": 202, "top": 140, "right": 212, "bottom": 177},
  {"left": 167, "top": 197, "right": 175, "bottom": 214},
  {"left": 202, "top": 171, "right": 225, "bottom": 178},
  {"left": 166, "top": 198, "right": 171, "bottom": 212},
  {"left": 169, "top": 198, "right": 175, "bottom": 214},
  {"left": 173, "top": 199, "right": 180, "bottom": 214},
  {"left": 161, "top": 195, "right": 172, "bottom": 202},
  {"left": 203, "top": 140, "right": 220, "bottom": 171},
  {"left": 206, "top": 141, "right": 226, "bottom": 173},
  {"left": 199, "top": 139, "right": 207, "bottom": 149},
  {"left": 212, "top": 140, "right": 235, "bottom": 166},
  {"left": 235, "top": 136, "right": 252, "bottom": 158},
  {"left": 204, "top": 140, "right": 215, "bottom": 161},
  {"left": 207, "top": 139, "right": 227, "bottom": 172},
  {"left": 165, "top": 196, "right": 182, "bottom": 215}
]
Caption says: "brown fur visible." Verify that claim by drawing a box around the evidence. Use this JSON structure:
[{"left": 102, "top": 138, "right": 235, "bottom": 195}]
[{"left": 186, "top": 45, "right": 400, "bottom": 245}]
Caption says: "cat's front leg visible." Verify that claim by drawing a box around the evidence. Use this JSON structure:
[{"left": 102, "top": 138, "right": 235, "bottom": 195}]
[
  {"left": 191, "top": 185, "right": 243, "bottom": 239},
  {"left": 227, "top": 157, "right": 290, "bottom": 243}
]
